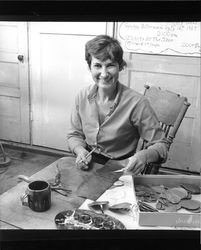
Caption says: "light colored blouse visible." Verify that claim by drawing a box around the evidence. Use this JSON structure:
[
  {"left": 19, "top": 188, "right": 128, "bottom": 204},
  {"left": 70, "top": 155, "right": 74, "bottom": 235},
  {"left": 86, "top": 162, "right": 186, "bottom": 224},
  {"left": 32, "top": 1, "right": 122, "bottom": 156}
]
[{"left": 67, "top": 82, "right": 169, "bottom": 161}]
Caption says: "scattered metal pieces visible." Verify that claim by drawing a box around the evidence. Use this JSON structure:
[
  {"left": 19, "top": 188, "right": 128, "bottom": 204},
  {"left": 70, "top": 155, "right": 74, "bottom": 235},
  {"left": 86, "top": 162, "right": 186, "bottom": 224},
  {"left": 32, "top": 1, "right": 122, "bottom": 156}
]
[
  {"left": 180, "top": 199, "right": 201, "bottom": 211},
  {"left": 135, "top": 184, "right": 201, "bottom": 214},
  {"left": 180, "top": 183, "right": 201, "bottom": 194},
  {"left": 135, "top": 185, "right": 158, "bottom": 203}
]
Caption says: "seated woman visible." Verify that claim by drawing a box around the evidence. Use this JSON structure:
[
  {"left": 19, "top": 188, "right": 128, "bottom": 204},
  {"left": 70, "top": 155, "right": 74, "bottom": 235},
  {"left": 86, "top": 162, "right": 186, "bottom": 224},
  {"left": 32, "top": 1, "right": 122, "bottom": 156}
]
[{"left": 67, "top": 35, "right": 170, "bottom": 175}]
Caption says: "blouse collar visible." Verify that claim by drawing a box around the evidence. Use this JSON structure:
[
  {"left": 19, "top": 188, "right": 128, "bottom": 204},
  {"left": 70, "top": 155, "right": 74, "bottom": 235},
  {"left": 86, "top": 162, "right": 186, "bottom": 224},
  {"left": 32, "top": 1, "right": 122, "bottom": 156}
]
[{"left": 87, "top": 81, "right": 123, "bottom": 110}]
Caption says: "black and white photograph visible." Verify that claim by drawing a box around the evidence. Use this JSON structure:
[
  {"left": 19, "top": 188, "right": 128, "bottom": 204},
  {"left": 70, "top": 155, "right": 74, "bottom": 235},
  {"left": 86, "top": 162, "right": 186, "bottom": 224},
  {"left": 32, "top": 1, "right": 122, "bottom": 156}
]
[{"left": 0, "top": 1, "right": 200, "bottom": 248}]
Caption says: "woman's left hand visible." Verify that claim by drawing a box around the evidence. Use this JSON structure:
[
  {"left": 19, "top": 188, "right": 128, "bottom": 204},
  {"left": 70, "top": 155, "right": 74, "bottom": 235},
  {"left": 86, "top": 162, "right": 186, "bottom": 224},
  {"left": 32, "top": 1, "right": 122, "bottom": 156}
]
[{"left": 124, "top": 151, "right": 147, "bottom": 175}]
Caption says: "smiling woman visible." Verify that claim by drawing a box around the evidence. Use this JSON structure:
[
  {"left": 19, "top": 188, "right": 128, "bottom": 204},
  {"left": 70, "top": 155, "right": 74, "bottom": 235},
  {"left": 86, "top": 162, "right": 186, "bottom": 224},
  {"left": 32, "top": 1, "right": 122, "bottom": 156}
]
[
  {"left": 91, "top": 58, "right": 120, "bottom": 124},
  {"left": 67, "top": 35, "right": 170, "bottom": 175},
  {"left": 85, "top": 36, "right": 127, "bottom": 125},
  {"left": 90, "top": 58, "right": 119, "bottom": 92}
]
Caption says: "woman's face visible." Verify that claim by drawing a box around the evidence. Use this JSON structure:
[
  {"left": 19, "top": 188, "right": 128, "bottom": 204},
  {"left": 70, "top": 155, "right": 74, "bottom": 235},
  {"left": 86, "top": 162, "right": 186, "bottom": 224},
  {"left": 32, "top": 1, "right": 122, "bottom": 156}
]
[{"left": 90, "top": 56, "right": 120, "bottom": 90}]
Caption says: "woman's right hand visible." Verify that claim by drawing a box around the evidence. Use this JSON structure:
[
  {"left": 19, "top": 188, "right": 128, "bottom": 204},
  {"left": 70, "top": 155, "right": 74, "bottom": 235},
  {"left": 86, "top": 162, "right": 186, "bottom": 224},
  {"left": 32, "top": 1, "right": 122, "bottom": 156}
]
[{"left": 74, "top": 146, "right": 92, "bottom": 170}]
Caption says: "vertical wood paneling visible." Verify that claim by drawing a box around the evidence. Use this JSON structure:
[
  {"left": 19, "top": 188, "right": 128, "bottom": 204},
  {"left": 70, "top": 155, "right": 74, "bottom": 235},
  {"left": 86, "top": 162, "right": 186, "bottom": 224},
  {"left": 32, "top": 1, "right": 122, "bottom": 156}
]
[
  {"left": 0, "top": 22, "right": 30, "bottom": 143},
  {"left": 0, "top": 25, "right": 18, "bottom": 52},
  {"left": 29, "top": 22, "right": 110, "bottom": 150},
  {"left": 0, "top": 96, "right": 21, "bottom": 141},
  {"left": 0, "top": 62, "right": 19, "bottom": 87}
]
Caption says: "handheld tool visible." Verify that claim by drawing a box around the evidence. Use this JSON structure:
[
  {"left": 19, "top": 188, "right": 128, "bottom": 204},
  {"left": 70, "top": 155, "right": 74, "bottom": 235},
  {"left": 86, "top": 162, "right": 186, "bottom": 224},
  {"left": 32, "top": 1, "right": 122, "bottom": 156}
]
[{"left": 77, "top": 147, "right": 97, "bottom": 165}]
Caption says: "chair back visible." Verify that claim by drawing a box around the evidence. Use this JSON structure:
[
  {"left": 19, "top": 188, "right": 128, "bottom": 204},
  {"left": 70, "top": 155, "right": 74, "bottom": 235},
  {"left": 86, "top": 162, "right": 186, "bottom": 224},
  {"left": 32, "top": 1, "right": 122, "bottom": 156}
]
[
  {"left": 143, "top": 85, "right": 191, "bottom": 145},
  {"left": 141, "top": 85, "right": 191, "bottom": 174}
]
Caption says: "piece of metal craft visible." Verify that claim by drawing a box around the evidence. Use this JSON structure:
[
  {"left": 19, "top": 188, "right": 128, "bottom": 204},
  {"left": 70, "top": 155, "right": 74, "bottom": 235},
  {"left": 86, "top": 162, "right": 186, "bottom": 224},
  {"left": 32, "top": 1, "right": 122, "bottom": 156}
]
[
  {"left": 138, "top": 201, "right": 158, "bottom": 212},
  {"left": 109, "top": 180, "right": 124, "bottom": 190},
  {"left": 108, "top": 202, "right": 132, "bottom": 213},
  {"left": 88, "top": 201, "right": 109, "bottom": 214}
]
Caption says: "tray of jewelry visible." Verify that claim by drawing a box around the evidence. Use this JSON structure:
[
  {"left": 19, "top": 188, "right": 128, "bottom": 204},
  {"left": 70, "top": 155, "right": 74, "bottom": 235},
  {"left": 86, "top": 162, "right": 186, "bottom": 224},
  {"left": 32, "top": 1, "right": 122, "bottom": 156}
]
[
  {"left": 55, "top": 209, "right": 126, "bottom": 230},
  {"left": 132, "top": 175, "right": 201, "bottom": 229}
]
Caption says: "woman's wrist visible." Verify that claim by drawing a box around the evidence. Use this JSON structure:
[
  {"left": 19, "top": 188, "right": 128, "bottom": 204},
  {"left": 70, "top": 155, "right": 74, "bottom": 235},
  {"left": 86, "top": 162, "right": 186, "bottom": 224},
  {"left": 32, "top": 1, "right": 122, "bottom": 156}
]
[
  {"left": 73, "top": 145, "right": 87, "bottom": 156},
  {"left": 136, "top": 148, "right": 159, "bottom": 164}
]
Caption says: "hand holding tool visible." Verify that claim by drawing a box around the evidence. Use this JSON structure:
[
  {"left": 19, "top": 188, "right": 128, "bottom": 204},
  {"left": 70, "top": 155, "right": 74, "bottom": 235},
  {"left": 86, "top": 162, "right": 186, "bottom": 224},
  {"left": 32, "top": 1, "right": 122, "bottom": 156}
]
[{"left": 77, "top": 147, "right": 96, "bottom": 165}]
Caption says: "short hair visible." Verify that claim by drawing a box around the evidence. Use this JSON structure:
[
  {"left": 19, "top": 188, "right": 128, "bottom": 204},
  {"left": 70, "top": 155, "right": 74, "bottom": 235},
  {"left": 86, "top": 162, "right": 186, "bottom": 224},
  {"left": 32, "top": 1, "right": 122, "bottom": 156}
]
[{"left": 85, "top": 35, "right": 127, "bottom": 71}]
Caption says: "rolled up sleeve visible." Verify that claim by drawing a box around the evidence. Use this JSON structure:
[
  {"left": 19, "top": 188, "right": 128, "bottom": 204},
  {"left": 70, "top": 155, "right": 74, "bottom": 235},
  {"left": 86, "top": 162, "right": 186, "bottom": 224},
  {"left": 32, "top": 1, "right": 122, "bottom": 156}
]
[
  {"left": 145, "top": 139, "right": 170, "bottom": 163},
  {"left": 133, "top": 97, "right": 170, "bottom": 163}
]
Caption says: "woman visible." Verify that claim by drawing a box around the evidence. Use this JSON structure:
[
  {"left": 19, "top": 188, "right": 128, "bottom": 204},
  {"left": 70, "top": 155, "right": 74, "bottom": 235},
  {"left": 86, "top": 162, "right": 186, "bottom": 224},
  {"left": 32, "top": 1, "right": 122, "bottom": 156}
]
[{"left": 67, "top": 35, "right": 169, "bottom": 175}]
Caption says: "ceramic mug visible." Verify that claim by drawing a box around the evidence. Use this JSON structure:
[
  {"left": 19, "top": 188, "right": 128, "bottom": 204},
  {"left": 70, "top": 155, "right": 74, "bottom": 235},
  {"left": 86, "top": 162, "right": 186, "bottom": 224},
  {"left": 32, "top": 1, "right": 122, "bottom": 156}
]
[{"left": 21, "top": 180, "right": 51, "bottom": 212}]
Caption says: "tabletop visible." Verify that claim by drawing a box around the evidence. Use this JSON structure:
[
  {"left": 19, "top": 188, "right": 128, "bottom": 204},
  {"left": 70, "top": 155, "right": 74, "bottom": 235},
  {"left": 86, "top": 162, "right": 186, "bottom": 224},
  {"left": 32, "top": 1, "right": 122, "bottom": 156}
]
[
  {"left": 0, "top": 156, "right": 200, "bottom": 231},
  {"left": 0, "top": 156, "right": 126, "bottom": 230}
]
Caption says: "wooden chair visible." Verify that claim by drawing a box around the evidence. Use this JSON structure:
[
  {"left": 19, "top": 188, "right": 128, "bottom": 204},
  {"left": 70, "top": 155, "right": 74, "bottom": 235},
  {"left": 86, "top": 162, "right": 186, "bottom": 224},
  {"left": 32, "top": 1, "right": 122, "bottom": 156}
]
[{"left": 141, "top": 84, "right": 191, "bottom": 174}]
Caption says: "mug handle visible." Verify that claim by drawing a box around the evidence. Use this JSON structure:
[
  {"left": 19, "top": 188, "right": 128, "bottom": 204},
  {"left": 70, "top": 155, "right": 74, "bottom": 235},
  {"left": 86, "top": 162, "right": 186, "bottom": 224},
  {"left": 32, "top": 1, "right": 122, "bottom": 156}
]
[{"left": 21, "top": 192, "right": 28, "bottom": 206}]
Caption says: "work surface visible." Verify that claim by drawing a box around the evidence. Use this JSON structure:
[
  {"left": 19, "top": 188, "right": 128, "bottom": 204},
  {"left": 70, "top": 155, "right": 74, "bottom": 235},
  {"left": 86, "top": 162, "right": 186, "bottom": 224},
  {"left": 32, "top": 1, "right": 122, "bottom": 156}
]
[
  {"left": 0, "top": 156, "right": 200, "bottom": 231},
  {"left": 0, "top": 156, "right": 125, "bottom": 229}
]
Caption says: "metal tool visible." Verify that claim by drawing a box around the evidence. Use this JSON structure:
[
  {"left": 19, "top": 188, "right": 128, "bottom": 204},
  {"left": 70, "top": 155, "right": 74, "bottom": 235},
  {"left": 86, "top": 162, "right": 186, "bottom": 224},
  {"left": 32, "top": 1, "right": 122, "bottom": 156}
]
[
  {"left": 51, "top": 185, "right": 72, "bottom": 193},
  {"left": 52, "top": 188, "right": 72, "bottom": 197},
  {"left": 113, "top": 167, "right": 128, "bottom": 173},
  {"left": 77, "top": 147, "right": 97, "bottom": 165}
]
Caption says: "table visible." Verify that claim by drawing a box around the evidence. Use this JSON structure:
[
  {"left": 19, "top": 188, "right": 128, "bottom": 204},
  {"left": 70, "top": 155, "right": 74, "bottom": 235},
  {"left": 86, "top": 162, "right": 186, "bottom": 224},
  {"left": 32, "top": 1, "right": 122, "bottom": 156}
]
[
  {"left": 0, "top": 156, "right": 126, "bottom": 229},
  {"left": 0, "top": 156, "right": 200, "bottom": 232}
]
